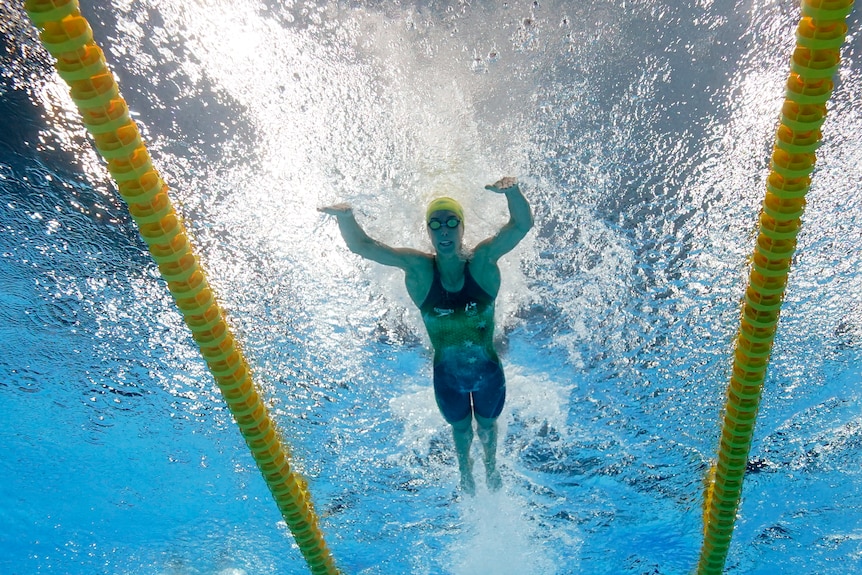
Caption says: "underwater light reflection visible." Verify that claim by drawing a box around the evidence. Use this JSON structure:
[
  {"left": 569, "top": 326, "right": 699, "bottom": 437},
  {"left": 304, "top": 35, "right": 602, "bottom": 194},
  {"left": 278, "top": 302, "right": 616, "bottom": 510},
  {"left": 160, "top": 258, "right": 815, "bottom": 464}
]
[{"left": 2, "top": 0, "right": 861, "bottom": 573}]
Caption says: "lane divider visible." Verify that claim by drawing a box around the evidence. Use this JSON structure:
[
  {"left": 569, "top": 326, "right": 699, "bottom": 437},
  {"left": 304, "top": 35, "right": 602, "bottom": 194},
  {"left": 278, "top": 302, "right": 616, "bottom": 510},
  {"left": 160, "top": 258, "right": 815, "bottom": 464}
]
[
  {"left": 697, "top": 1, "right": 854, "bottom": 573},
  {"left": 23, "top": 1, "right": 340, "bottom": 573}
]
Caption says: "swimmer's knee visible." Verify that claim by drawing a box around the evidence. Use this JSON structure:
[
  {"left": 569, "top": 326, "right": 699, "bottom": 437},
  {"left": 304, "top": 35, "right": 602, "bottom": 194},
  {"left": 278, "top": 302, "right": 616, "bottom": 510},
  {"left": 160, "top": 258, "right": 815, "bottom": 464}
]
[
  {"left": 474, "top": 414, "right": 497, "bottom": 429},
  {"left": 451, "top": 415, "right": 473, "bottom": 432}
]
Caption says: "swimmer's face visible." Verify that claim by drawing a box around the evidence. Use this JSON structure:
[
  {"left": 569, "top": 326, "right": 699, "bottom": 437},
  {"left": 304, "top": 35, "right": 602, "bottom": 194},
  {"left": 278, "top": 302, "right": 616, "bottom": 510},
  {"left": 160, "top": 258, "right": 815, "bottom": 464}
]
[{"left": 427, "top": 210, "right": 463, "bottom": 254}]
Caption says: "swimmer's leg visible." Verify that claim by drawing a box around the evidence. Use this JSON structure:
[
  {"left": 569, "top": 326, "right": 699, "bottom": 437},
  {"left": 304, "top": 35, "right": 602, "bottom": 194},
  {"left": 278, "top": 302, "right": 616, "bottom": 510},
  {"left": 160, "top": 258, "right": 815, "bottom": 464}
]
[
  {"left": 475, "top": 414, "right": 502, "bottom": 491},
  {"left": 451, "top": 415, "right": 475, "bottom": 495}
]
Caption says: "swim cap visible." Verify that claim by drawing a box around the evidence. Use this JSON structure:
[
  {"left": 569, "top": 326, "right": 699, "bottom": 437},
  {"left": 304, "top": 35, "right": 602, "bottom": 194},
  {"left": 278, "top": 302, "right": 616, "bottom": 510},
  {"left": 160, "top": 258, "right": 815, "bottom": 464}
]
[{"left": 426, "top": 197, "right": 464, "bottom": 223}]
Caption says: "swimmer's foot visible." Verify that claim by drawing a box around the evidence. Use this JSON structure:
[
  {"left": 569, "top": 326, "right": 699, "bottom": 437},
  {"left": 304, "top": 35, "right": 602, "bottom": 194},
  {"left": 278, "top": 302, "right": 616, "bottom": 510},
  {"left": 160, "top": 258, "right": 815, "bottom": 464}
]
[{"left": 459, "top": 458, "right": 476, "bottom": 496}]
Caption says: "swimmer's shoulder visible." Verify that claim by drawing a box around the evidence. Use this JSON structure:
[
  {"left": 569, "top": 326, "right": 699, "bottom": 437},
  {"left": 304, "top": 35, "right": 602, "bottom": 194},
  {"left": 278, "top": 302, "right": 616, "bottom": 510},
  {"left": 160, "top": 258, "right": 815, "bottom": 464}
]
[{"left": 399, "top": 251, "right": 435, "bottom": 306}]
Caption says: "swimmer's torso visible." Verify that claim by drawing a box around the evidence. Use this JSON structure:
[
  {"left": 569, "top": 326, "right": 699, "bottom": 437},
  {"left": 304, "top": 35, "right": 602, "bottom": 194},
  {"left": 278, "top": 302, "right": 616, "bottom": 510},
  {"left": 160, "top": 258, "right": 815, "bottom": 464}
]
[{"left": 419, "top": 259, "right": 500, "bottom": 383}]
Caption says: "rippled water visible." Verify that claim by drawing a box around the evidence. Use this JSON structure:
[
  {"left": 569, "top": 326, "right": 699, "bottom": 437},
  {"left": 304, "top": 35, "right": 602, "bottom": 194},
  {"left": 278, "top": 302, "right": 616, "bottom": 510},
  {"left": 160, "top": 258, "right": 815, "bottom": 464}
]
[{"left": 1, "top": 1, "right": 861, "bottom": 574}]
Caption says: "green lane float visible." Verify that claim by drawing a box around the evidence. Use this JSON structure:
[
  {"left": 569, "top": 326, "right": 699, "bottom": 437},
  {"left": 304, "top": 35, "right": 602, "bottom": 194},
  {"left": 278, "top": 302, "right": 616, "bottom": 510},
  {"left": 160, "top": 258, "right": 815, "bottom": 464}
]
[
  {"left": 697, "top": 1, "right": 854, "bottom": 574},
  {"left": 23, "top": 1, "right": 340, "bottom": 573}
]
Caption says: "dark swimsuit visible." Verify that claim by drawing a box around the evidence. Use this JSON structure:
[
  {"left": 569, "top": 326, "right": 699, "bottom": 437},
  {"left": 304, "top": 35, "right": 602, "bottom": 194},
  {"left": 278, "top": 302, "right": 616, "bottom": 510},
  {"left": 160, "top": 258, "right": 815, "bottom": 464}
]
[{"left": 419, "top": 259, "right": 506, "bottom": 423}]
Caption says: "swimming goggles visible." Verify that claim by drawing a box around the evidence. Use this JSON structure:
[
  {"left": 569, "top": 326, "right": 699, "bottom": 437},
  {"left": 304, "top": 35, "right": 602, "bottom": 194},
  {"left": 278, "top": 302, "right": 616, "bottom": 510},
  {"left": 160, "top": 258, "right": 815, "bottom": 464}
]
[{"left": 428, "top": 217, "right": 461, "bottom": 230}]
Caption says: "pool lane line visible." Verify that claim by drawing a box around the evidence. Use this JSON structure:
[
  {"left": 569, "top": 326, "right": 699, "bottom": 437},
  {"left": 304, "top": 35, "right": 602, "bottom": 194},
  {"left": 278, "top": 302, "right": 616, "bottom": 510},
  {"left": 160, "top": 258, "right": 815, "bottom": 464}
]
[
  {"left": 698, "top": 1, "right": 854, "bottom": 573},
  {"left": 23, "top": 1, "right": 340, "bottom": 573}
]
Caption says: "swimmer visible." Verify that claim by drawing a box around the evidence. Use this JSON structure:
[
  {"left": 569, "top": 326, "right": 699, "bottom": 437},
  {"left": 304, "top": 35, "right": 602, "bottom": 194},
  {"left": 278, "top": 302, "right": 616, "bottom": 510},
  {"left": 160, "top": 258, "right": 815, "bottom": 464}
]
[{"left": 319, "top": 177, "right": 533, "bottom": 494}]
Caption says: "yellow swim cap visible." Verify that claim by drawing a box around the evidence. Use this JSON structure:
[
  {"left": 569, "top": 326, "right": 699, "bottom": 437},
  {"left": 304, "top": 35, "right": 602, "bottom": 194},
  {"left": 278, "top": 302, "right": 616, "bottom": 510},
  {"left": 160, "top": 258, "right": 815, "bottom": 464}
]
[{"left": 426, "top": 197, "right": 464, "bottom": 223}]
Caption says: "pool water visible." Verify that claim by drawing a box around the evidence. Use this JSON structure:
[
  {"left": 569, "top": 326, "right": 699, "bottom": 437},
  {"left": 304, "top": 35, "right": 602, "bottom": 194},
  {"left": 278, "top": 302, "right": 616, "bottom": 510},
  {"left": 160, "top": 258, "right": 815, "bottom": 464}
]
[{"left": 1, "top": 1, "right": 861, "bottom": 574}]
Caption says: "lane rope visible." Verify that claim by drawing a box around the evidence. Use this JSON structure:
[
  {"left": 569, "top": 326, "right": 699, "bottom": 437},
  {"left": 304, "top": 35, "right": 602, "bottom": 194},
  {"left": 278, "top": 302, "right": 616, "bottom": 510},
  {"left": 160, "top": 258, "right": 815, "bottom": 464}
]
[
  {"left": 698, "top": 1, "right": 854, "bottom": 573},
  {"left": 23, "top": 1, "right": 340, "bottom": 573}
]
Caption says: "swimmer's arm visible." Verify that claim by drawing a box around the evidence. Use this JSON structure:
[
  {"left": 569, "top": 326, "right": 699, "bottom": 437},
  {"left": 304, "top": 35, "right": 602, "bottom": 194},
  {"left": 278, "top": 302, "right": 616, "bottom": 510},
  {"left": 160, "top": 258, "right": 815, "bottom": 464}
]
[
  {"left": 318, "top": 204, "right": 428, "bottom": 269},
  {"left": 474, "top": 178, "right": 534, "bottom": 262}
]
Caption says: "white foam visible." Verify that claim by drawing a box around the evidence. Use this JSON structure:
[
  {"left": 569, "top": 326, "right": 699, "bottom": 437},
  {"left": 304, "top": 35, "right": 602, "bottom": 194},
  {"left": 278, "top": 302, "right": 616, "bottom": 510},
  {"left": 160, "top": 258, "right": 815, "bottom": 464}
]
[
  {"left": 389, "top": 363, "right": 581, "bottom": 574},
  {"left": 504, "top": 364, "right": 574, "bottom": 440},
  {"left": 389, "top": 384, "right": 447, "bottom": 460},
  {"left": 447, "top": 489, "right": 571, "bottom": 575}
]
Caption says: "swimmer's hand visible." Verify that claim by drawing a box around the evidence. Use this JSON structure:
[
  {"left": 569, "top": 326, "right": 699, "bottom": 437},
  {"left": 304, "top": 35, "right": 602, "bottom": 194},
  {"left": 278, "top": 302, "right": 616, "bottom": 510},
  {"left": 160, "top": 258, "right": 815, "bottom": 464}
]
[
  {"left": 485, "top": 177, "right": 519, "bottom": 193},
  {"left": 318, "top": 203, "right": 354, "bottom": 217}
]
